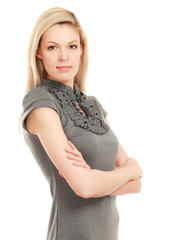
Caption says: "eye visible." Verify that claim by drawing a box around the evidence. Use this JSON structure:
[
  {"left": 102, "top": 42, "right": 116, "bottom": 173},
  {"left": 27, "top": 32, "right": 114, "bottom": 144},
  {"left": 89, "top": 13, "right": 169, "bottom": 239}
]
[
  {"left": 48, "top": 46, "right": 57, "bottom": 50},
  {"left": 69, "top": 45, "right": 77, "bottom": 49}
]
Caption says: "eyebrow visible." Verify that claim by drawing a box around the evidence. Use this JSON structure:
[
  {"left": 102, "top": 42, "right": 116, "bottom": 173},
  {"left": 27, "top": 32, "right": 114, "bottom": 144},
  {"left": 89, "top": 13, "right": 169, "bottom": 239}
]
[{"left": 47, "top": 40, "right": 79, "bottom": 45}]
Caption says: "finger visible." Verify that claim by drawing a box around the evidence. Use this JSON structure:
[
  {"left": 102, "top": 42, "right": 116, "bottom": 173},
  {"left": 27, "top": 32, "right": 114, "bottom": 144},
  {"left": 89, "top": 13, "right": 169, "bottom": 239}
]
[
  {"left": 73, "top": 162, "right": 88, "bottom": 168},
  {"left": 68, "top": 141, "right": 76, "bottom": 150},
  {"left": 67, "top": 154, "right": 83, "bottom": 162},
  {"left": 72, "top": 161, "right": 91, "bottom": 169},
  {"left": 65, "top": 147, "right": 80, "bottom": 157}
]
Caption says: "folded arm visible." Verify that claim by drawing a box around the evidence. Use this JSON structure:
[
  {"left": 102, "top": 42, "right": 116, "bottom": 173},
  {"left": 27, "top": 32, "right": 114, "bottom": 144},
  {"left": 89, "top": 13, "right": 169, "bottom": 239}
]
[
  {"left": 67, "top": 140, "right": 142, "bottom": 196},
  {"left": 109, "top": 178, "right": 141, "bottom": 196},
  {"left": 26, "top": 107, "right": 142, "bottom": 199},
  {"left": 104, "top": 118, "right": 142, "bottom": 196}
]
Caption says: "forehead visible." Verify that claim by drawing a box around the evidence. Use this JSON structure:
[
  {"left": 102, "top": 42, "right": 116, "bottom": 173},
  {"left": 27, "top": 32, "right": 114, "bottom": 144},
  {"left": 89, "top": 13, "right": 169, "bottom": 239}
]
[{"left": 42, "top": 24, "right": 80, "bottom": 43}]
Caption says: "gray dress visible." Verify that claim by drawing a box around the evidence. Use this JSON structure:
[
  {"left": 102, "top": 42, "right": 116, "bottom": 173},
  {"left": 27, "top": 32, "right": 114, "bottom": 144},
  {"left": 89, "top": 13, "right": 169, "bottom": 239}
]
[{"left": 22, "top": 79, "right": 119, "bottom": 240}]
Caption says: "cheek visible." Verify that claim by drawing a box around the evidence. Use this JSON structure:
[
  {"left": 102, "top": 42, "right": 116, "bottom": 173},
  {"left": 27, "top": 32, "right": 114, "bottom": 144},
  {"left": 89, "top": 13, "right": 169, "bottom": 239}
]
[
  {"left": 73, "top": 53, "right": 82, "bottom": 67},
  {"left": 43, "top": 54, "right": 54, "bottom": 64},
  {"left": 42, "top": 54, "right": 56, "bottom": 71}
]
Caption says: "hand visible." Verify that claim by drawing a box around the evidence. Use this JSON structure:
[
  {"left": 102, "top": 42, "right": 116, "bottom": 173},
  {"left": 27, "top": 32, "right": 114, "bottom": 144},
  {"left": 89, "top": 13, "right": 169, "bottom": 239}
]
[
  {"left": 121, "top": 158, "right": 143, "bottom": 181},
  {"left": 66, "top": 141, "right": 90, "bottom": 169},
  {"left": 59, "top": 141, "right": 90, "bottom": 178}
]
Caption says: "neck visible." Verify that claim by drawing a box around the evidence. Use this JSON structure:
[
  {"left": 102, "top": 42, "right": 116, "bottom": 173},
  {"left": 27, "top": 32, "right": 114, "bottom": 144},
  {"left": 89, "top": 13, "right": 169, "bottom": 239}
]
[{"left": 47, "top": 78, "right": 74, "bottom": 90}]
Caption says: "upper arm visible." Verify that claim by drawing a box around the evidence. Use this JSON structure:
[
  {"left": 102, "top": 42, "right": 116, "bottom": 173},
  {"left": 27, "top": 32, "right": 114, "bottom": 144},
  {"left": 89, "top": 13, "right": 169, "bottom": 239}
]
[
  {"left": 115, "top": 143, "right": 129, "bottom": 167},
  {"left": 26, "top": 107, "right": 91, "bottom": 198},
  {"left": 104, "top": 117, "right": 129, "bottom": 167}
]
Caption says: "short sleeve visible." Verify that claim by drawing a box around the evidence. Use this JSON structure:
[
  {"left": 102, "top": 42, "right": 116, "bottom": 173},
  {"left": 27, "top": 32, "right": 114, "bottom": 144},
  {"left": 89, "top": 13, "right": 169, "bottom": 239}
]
[
  {"left": 21, "top": 87, "right": 59, "bottom": 131},
  {"left": 88, "top": 96, "right": 108, "bottom": 119}
]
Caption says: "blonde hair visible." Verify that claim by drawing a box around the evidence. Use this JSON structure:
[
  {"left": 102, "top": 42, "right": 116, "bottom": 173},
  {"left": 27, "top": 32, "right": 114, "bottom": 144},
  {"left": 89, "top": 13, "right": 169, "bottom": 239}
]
[{"left": 26, "top": 7, "right": 88, "bottom": 92}]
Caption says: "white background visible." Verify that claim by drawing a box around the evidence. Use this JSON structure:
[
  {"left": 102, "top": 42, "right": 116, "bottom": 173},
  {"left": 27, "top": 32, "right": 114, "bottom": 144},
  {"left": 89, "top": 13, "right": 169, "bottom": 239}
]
[{"left": 0, "top": 0, "right": 175, "bottom": 239}]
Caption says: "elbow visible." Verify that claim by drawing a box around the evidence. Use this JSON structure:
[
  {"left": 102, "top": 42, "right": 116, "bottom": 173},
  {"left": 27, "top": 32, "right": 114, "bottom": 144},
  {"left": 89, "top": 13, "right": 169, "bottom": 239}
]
[
  {"left": 77, "top": 190, "right": 92, "bottom": 199},
  {"left": 135, "top": 179, "right": 142, "bottom": 193},
  {"left": 74, "top": 181, "right": 95, "bottom": 199},
  {"left": 75, "top": 188, "right": 93, "bottom": 199},
  {"left": 65, "top": 171, "right": 95, "bottom": 199}
]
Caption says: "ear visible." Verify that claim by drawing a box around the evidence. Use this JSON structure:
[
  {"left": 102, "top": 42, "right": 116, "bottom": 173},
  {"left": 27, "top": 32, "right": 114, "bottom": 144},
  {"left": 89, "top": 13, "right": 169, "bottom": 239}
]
[{"left": 36, "top": 48, "right": 42, "bottom": 59}]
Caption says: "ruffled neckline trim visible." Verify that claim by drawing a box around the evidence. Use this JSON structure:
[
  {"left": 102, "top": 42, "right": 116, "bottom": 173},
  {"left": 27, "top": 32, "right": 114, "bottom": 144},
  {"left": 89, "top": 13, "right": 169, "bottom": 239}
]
[{"left": 42, "top": 79, "right": 109, "bottom": 135}]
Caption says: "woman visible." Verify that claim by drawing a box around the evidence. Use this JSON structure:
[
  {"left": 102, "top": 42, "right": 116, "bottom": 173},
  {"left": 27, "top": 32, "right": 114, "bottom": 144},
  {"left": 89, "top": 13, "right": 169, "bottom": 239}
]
[{"left": 21, "top": 7, "right": 142, "bottom": 240}]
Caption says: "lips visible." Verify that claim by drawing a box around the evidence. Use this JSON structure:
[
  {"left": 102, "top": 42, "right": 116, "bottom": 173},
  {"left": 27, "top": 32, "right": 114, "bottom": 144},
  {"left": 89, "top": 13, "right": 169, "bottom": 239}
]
[{"left": 56, "top": 66, "right": 72, "bottom": 71}]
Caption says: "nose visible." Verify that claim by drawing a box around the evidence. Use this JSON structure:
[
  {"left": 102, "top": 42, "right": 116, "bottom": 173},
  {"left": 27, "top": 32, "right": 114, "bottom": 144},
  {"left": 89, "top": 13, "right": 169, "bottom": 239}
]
[{"left": 59, "top": 47, "right": 69, "bottom": 62}]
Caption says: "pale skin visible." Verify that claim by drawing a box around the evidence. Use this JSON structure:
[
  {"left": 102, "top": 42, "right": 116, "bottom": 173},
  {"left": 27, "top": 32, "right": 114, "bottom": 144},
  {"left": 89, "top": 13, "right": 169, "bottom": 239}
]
[
  {"left": 26, "top": 23, "right": 142, "bottom": 199},
  {"left": 62, "top": 119, "right": 142, "bottom": 196},
  {"left": 63, "top": 118, "right": 142, "bottom": 196}
]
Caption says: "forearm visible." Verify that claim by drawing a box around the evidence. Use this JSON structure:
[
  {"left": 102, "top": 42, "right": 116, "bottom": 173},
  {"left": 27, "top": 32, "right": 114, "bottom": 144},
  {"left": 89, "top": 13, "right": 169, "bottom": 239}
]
[
  {"left": 77, "top": 167, "right": 132, "bottom": 198},
  {"left": 109, "top": 178, "right": 142, "bottom": 196},
  {"left": 58, "top": 140, "right": 142, "bottom": 199}
]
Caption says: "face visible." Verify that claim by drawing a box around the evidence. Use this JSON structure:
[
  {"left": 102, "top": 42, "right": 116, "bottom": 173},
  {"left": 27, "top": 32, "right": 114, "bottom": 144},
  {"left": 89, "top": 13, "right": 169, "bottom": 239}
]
[{"left": 37, "top": 24, "right": 82, "bottom": 88}]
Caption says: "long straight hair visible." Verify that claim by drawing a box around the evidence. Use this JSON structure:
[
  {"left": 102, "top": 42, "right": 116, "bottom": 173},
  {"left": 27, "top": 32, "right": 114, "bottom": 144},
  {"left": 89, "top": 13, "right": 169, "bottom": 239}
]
[{"left": 26, "top": 7, "right": 88, "bottom": 92}]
